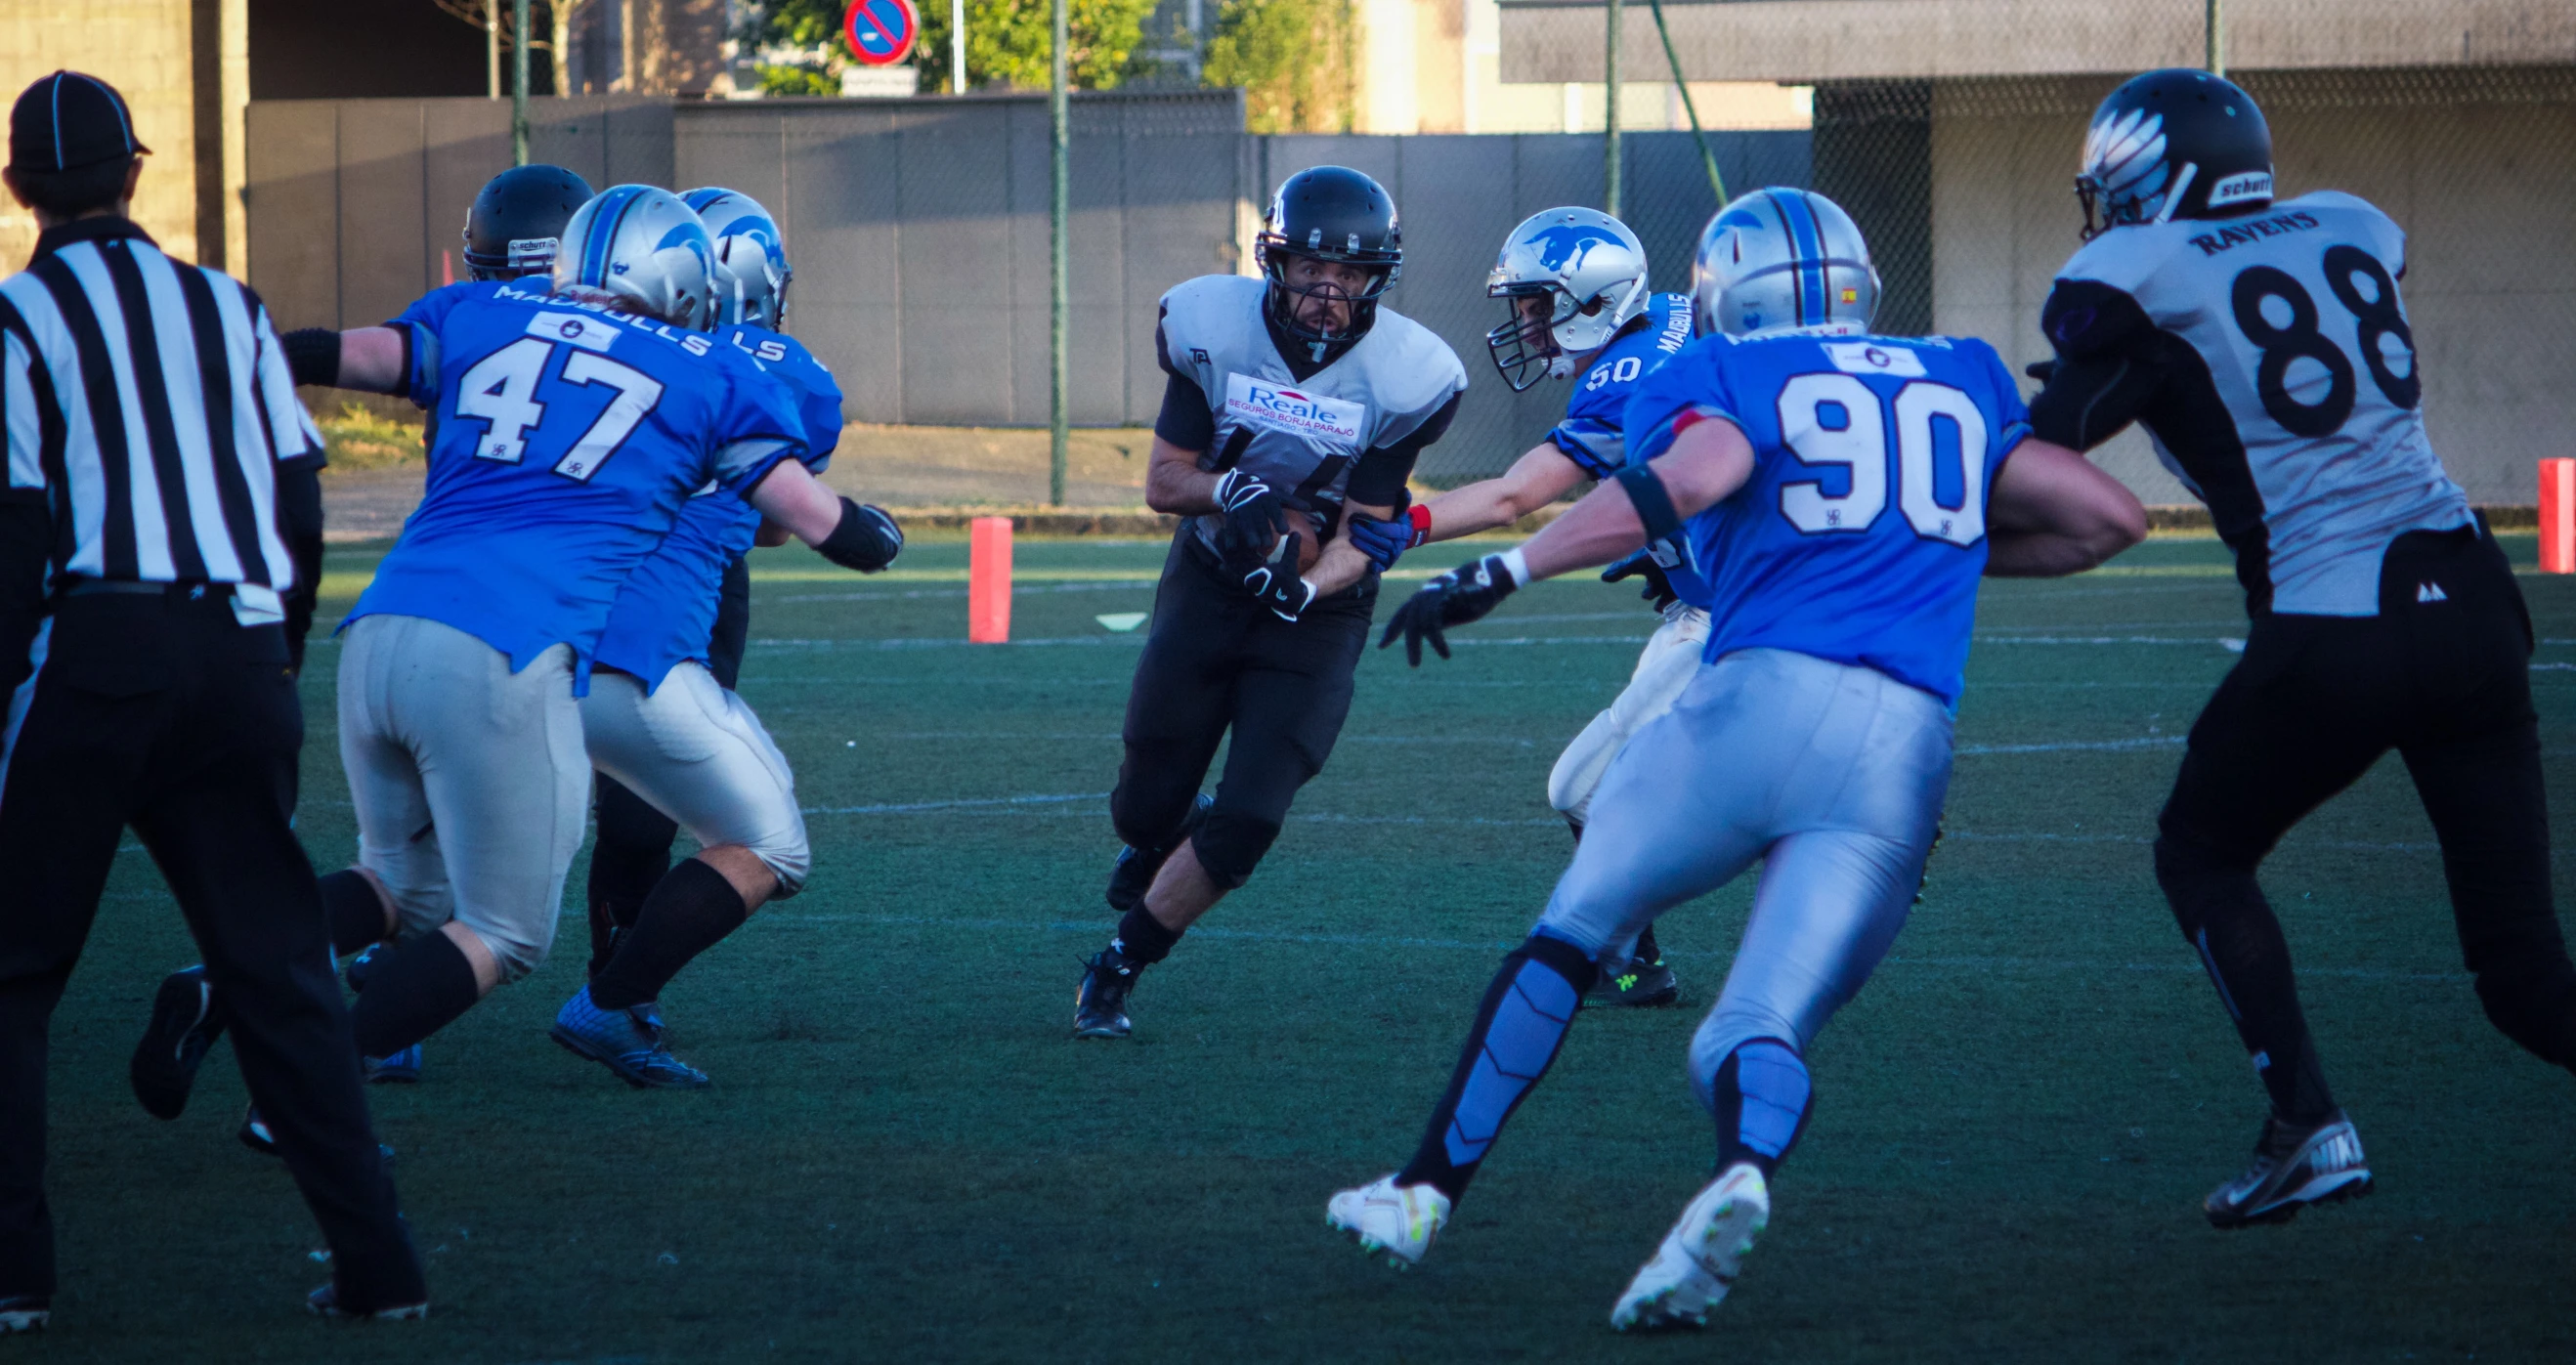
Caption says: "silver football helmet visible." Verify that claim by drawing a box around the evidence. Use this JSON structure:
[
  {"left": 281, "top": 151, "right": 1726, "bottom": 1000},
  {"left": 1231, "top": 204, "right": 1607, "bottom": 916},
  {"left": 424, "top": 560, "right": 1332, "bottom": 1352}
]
[
  {"left": 1690, "top": 189, "right": 1879, "bottom": 339},
  {"left": 682, "top": 188, "right": 793, "bottom": 328},
  {"left": 548, "top": 185, "right": 719, "bottom": 331},
  {"left": 1484, "top": 207, "right": 1651, "bottom": 392}
]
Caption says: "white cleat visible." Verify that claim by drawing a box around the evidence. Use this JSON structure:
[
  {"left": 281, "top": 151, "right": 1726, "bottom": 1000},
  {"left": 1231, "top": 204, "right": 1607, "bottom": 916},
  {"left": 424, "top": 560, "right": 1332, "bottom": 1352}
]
[
  {"left": 1610, "top": 1162, "right": 1770, "bottom": 1332},
  {"left": 1326, "top": 1174, "right": 1451, "bottom": 1269}
]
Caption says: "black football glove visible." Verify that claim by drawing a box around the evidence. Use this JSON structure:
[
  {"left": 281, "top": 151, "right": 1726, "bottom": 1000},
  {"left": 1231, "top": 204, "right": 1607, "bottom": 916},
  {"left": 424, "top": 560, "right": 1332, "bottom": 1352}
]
[
  {"left": 816, "top": 496, "right": 903, "bottom": 573},
  {"left": 1211, "top": 468, "right": 1289, "bottom": 575},
  {"left": 1602, "top": 548, "right": 1676, "bottom": 612},
  {"left": 1242, "top": 533, "right": 1317, "bottom": 622},
  {"left": 1377, "top": 553, "right": 1521, "bottom": 666}
]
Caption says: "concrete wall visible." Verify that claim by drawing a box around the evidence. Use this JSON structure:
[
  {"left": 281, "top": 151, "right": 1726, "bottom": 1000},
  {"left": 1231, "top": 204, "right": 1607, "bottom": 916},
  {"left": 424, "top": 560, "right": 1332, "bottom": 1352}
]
[
  {"left": 0, "top": 0, "right": 248, "bottom": 272},
  {"left": 1929, "top": 69, "right": 2576, "bottom": 505}
]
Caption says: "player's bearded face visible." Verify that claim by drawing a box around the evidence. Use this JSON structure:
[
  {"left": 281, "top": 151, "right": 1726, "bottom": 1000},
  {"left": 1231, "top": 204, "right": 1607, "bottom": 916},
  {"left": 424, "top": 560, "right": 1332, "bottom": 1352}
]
[
  {"left": 1513, "top": 292, "right": 1560, "bottom": 357},
  {"left": 1284, "top": 257, "right": 1371, "bottom": 336}
]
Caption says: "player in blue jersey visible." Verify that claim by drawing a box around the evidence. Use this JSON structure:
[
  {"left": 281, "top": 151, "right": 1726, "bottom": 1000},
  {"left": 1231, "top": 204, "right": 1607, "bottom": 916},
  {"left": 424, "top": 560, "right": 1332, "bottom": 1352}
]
[
  {"left": 1327, "top": 190, "right": 2148, "bottom": 1331},
  {"left": 1345, "top": 206, "right": 1703, "bottom": 1007},
  {"left": 121, "top": 186, "right": 900, "bottom": 1138},
  {"left": 559, "top": 189, "right": 871, "bottom": 1088}
]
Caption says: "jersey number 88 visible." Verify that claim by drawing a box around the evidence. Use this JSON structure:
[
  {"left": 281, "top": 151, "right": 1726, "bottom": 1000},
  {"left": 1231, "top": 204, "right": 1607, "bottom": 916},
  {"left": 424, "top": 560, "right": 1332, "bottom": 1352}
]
[
  {"left": 1775, "top": 374, "right": 1989, "bottom": 547},
  {"left": 2229, "top": 245, "right": 2418, "bottom": 439}
]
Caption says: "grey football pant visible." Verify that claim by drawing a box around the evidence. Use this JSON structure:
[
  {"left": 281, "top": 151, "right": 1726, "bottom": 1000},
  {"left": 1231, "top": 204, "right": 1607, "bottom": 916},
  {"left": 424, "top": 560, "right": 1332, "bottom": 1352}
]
[{"left": 1536, "top": 648, "right": 1953, "bottom": 1112}]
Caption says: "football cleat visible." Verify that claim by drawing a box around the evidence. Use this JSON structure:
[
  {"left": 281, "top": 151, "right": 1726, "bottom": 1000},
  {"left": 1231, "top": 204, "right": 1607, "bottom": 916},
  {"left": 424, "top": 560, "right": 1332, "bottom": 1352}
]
[
  {"left": 1072, "top": 949, "right": 1139, "bottom": 1040},
  {"left": 305, "top": 1283, "right": 428, "bottom": 1321},
  {"left": 1106, "top": 793, "right": 1213, "bottom": 912},
  {"left": 1611, "top": 1162, "right": 1770, "bottom": 1332},
  {"left": 1326, "top": 1174, "right": 1451, "bottom": 1269},
  {"left": 1585, "top": 955, "right": 1680, "bottom": 1008},
  {"left": 2204, "top": 1109, "right": 2372, "bottom": 1228},
  {"left": 549, "top": 985, "right": 709, "bottom": 1089},
  {"left": 131, "top": 964, "right": 228, "bottom": 1121},
  {"left": 362, "top": 1045, "right": 422, "bottom": 1085},
  {"left": 0, "top": 1296, "right": 48, "bottom": 1335}
]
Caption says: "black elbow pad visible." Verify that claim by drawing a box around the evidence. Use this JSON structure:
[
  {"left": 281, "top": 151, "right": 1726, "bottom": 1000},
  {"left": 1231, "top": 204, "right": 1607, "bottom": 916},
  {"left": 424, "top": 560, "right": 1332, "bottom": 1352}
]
[{"left": 817, "top": 497, "right": 903, "bottom": 573}]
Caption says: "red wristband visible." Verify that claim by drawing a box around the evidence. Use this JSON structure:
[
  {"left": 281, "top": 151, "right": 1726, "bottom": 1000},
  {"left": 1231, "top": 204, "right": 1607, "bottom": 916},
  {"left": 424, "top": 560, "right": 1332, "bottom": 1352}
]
[{"left": 1404, "top": 502, "right": 1433, "bottom": 548}]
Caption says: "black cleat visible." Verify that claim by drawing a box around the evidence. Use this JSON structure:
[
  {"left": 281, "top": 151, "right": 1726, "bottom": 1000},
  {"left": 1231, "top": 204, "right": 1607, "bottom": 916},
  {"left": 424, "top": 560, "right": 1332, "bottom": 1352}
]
[
  {"left": 1586, "top": 955, "right": 1680, "bottom": 1008},
  {"left": 132, "top": 965, "right": 228, "bottom": 1120},
  {"left": 0, "top": 1296, "right": 47, "bottom": 1335},
  {"left": 305, "top": 1283, "right": 427, "bottom": 1321},
  {"left": 1073, "top": 949, "right": 1140, "bottom": 1039},
  {"left": 2205, "top": 1109, "right": 2372, "bottom": 1229},
  {"left": 1107, "top": 793, "right": 1213, "bottom": 912}
]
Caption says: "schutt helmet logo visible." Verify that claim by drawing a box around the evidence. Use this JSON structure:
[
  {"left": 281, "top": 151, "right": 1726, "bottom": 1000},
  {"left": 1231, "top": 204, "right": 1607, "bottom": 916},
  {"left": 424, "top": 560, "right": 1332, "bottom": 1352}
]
[{"left": 1530, "top": 225, "right": 1620, "bottom": 273}]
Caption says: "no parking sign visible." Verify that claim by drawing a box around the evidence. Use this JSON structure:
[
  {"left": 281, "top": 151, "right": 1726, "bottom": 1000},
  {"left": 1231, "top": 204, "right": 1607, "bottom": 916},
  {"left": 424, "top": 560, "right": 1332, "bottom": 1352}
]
[{"left": 843, "top": 0, "right": 920, "bottom": 66}]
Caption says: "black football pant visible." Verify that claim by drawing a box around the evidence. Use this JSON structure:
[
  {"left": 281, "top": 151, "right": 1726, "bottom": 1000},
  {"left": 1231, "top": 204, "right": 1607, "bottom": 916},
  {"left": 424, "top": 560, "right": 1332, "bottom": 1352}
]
[
  {"left": 585, "top": 553, "right": 750, "bottom": 976},
  {"left": 2155, "top": 525, "right": 2573, "bottom": 1125},
  {"left": 1111, "top": 535, "right": 1374, "bottom": 889},
  {"left": 0, "top": 588, "right": 424, "bottom": 1306}
]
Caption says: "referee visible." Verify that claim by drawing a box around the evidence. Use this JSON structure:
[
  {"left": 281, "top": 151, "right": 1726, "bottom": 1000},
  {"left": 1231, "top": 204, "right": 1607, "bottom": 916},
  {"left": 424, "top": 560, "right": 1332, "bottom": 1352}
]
[{"left": 0, "top": 72, "right": 425, "bottom": 1328}]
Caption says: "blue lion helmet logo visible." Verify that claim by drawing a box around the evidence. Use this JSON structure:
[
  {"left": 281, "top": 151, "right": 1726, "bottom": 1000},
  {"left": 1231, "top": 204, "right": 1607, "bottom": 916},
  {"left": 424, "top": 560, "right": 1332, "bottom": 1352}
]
[{"left": 1529, "top": 224, "right": 1620, "bottom": 273}]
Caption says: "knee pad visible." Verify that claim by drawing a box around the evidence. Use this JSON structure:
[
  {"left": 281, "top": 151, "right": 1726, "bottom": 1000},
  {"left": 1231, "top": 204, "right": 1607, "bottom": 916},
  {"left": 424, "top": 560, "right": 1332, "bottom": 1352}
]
[
  {"left": 1191, "top": 809, "right": 1282, "bottom": 889},
  {"left": 749, "top": 832, "right": 812, "bottom": 901}
]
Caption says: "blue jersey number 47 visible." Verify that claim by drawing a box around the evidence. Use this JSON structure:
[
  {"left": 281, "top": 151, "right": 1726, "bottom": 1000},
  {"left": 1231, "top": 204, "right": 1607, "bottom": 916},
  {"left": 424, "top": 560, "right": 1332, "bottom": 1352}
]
[{"left": 456, "top": 337, "right": 666, "bottom": 483}]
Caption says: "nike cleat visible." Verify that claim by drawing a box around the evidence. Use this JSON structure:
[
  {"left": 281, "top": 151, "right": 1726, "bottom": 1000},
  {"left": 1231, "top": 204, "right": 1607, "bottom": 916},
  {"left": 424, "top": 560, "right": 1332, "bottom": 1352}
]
[
  {"left": 1072, "top": 949, "right": 1140, "bottom": 1040},
  {"left": 1327, "top": 1174, "right": 1451, "bottom": 1269},
  {"left": 1585, "top": 955, "right": 1680, "bottom": 1009},
  {"left": 1611, "top": 1162, "right": 1770, "bottom": 1332},
  {"left": 305, "top": 1283, "right": 427, "bottom": 1321},
  {"left": 2205, "top": 1109, "right": 2372, "bottom": 1229},
  {"left": 0, "top": 1296, "right": 47, "bottom": 1335},
  {"left": 362, "top": 1045, "right": 422, "bottom": 1085},
  {"left": 1106, "top": 793, "right": 1213, "bottom": 912},
  {"left": 549, "top": 986, "right": 709, "bottom": 1089},
  {"left": 131, "top": 964, "right": 228, "bottom": 1121}
]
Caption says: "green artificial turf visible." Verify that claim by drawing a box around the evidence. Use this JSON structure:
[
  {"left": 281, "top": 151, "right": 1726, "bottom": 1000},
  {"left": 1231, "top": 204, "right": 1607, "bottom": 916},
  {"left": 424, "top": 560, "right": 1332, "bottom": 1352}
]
[{"left": 25, "top": 533, "right": 2574, "bottom": 1363}]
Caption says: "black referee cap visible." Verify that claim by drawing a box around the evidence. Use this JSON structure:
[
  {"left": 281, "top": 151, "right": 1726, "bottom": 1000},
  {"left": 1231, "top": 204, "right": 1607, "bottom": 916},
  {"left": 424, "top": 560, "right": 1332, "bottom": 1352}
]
[{"left": 10, "top": 71, "right": 150, "bottom": 173}]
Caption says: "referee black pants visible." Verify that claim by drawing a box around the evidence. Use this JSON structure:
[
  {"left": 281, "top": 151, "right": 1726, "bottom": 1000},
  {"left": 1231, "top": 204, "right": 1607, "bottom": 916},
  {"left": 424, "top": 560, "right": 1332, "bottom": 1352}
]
[
  {"left": 0, "top": 589, "right": 424, "bottom": 1305},
  {"left": 1111, "top": 536, "right": 1375, "bottom": 888},
  {"left": 2156, "top": 524, "right": 2576, "bottom": 1115}
]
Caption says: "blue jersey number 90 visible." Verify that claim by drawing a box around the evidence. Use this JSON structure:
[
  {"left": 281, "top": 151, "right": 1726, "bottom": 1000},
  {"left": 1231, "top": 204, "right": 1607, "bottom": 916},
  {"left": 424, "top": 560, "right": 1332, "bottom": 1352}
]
[{"left": 1775, "top": 372, "right": 1988, "bottom": 547}]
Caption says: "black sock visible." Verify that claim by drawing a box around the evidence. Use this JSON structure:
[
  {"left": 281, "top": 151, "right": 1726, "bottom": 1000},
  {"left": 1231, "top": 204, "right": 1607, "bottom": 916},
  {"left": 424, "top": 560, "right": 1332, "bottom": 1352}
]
[
  {"left": 319, "top": 870, "right": 390, "bottom": 957},
  {"left": 1634, "top": 924, "right": 1662, "bottom": 965},
  {"left": 2169, "top": 869, "right": 2339, "bottom": 1125},
  {"left": 589, "top": 778, "right": 678, "bottom": 979},
  {"left": 348, "top": 931, "right": 482, "bottom": 1058},
  {"left": 1111, "top": 905, "right": 1182, "bottom": 966},
  {"left": 1395, "top": 934, "right": 1596, "bottom": 1203},
  {"left": 1709, "top": 1040, "right": 1813, "bottom": 1178},
  {"left": 590, "top": 858, "right": 751, "bottom": 1011}
]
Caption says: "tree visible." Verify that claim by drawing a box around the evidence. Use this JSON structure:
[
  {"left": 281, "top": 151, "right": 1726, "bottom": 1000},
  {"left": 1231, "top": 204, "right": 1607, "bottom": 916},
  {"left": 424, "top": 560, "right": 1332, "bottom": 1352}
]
[
  {"left": 740, "top": 0, "right": 1153, "bottom": 95},
  {"left": 1200, "top": 0, "right": 1353, "bottom": 133},
  {"left": 429, "top": 0, "right": 592, "bottom": 95}
]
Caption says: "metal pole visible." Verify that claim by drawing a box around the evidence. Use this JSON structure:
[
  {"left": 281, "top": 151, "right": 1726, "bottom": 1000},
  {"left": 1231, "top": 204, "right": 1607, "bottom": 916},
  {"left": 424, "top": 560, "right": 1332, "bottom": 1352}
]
[
  {"left": 2206, "top": 0, "right": 2225, "bottom": 75},
  {"left": 1603, "top": 0, "right": 1621, "bottom": 216},
  {"left": 1648, "top": 0, "right": 1725, "bottom": 206},
  {"left": 487, "top": 0, "right": 501, "bottom": 99},
  {"left": 951, "top": 0, "right": 967, "bottom": 93},
  {"left": 1049, "top": 0, "right": 1069, "bottom": 506},
  {"left": 512, "top": 0, "right": 532, "bottom": 165}
]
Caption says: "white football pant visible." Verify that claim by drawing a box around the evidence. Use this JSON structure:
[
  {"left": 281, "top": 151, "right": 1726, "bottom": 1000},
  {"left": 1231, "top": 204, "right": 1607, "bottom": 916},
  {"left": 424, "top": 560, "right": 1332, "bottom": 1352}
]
[
  {"left": 1535, "top": 648, "right": 1953, "bottom": 1112},
  {"left": 337, "top": 613, "right": 587, "bottom": 982},
  {"left": 1546, "top": 603, "right": 1711, "bottom": 828},
  {"left": 580, "top": 660, "right": 810, "bottom": 898}
]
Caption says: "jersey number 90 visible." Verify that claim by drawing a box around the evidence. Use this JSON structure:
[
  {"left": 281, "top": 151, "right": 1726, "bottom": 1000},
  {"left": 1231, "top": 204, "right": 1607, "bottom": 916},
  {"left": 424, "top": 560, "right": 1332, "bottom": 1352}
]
[{"left": 1775, "top": 373, "right": 1988, "bottom": 547}]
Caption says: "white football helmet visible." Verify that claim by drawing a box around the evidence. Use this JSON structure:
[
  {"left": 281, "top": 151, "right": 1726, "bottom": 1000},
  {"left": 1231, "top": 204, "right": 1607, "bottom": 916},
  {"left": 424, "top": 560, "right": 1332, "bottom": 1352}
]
[
  {"left": 1690, "top": 189, "right": 1878, "bottom": 339},
  {"left": 682, "top": 188, "right": 793, "bottom": 328},
  {"left": 548, "top": 185, "right": 719, "bottom": 331},
  {"left": 1484, "top": 207, "right": 1651, "bottom": 391}
]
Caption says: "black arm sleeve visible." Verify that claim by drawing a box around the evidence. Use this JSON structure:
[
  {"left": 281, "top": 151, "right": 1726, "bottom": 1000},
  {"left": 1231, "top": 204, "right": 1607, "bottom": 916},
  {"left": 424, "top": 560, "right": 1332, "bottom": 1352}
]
[
  {"left": 0, "top": 501, "right": 48, "bottom": 702},
  {"left": 281, "top": 327, "right": 341, "bottom": 389},
  {"left": 1346, "top": 390, "right": 1460, "bottom": 507},
  {"left": 276, "top": 458, "right": 324, "bottom": 674},
  {"left": 2026, "top": 280, "right": 2169, "bottom": 451},
  {"left": 1153, "top": 368, "right": 1215, "bottom": 452}
]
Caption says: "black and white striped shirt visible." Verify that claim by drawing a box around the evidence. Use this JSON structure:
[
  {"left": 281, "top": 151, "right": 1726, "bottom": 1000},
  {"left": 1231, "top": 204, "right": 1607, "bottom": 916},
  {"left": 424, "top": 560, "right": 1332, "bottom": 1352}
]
[{"left": 0, "top": 218, "right": 319, "bottom": 614}]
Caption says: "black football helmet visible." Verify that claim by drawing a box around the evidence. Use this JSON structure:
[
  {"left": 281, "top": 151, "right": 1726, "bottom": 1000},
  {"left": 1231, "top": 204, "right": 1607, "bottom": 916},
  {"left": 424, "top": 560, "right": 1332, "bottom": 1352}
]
[
  {"left": 462, "top": 163, "right": 596, "bottom": 280},
  {"left": 1255, "top": 166, "right": 1402, "bottom": 359},
  {"left": 2076, "top": 68, "right": 2273, "bottom": 239}
]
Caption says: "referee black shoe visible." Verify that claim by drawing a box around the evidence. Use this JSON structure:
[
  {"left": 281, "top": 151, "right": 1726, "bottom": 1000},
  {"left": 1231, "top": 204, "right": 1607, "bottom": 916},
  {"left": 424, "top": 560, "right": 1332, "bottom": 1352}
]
[
  {"left": 305, "top": 1282, "right": 427, "bottom": 1322},
  {"left": 1073, "top": 949, "right": 1140, "bottom": 1040},
  {"left": 131, "top": 964, "right": 228, "bottom": 1120},
  {"left": 0, "top": 1296, "right": 47, "bottom": 1335},
  {"left": 2204, "top": 1109, "right": 2372, "bottom": 1229}
]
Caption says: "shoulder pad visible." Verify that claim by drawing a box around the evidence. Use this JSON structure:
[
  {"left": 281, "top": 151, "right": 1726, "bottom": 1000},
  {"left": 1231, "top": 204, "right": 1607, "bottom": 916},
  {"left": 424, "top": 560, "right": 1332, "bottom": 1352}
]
[
  {"left": 2039, "top": 278, "right": 2154, "bottom": 362},
  {"left": 1359, "top": 307, "right": 1468, "bottom": 416}
]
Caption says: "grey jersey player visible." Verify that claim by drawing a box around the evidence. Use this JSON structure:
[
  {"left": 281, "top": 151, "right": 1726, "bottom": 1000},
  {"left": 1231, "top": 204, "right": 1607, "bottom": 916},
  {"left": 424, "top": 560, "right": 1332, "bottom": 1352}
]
[
  {"left": 1071, "top": 166, "right": 1465, "bottom": 1041},
  {"left": 2030, "top": 68, "right": 2574, "bottom": 1231}
]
